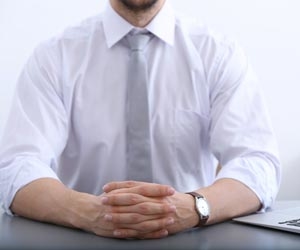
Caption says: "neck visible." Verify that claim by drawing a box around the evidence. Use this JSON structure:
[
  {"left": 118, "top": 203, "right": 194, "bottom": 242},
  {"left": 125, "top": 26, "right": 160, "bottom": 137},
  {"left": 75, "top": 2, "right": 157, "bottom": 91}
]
[{"left": 110, "top": 0, "right": 165, "bottom": 27}]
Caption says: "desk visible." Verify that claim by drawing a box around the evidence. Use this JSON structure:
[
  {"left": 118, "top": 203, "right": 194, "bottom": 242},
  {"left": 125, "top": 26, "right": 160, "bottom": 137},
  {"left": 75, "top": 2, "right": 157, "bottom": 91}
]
[{"left": 1, "top": 201, "right": 299, "bottom": 250}]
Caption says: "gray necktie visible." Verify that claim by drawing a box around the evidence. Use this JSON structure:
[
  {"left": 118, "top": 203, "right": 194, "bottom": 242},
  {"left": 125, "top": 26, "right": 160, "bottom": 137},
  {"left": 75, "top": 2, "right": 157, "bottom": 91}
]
[{"left": 126, "top": 33, "right": 152, "bottom": 182}]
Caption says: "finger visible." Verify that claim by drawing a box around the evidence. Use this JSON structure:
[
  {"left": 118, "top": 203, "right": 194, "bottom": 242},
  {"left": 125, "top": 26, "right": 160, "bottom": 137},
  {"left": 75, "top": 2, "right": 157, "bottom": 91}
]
[
  {"left": 102, "top": 193, "right": 167, "bottom": 206},
  {"left": 104, "top": 212, "right": 163, "bottom": 224},
  {"left": 104, "top": 182, "right": 175, "bottom": 197},
  {"left": 103, "top": 181, "right": 143, "bottom": 192},
  {"left": 127, "top": 216, "right": 174, "bottom": 232},
  {"left": 128, "top": 184, "right": 175, "bottom": 197},
  {"left": 102, "top": 193, "right": 145, "bottom": 206},
  {"left": 112, "top": 217, "right": 174, "bottom": 238},
  {"left": 113, "top": 228, "right": 169, "bottom": 239},
  {"left": 106, "top": 207, "right": 175, "bottom": 225},
  {"left": 111, "top": 202, "right": 177, "bottom": 215},
  {"left": 102, "top": 193, "right": 177, "bottom": 215},
  {"left": 138, "top": 229, "right": 170, "bottom": 239}
]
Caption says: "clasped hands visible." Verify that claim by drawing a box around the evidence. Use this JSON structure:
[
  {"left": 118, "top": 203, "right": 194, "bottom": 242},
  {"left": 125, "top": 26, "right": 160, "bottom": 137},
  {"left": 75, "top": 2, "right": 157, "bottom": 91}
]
[{"left": 92, "top": 181, "right": 197, "bottom": 239}]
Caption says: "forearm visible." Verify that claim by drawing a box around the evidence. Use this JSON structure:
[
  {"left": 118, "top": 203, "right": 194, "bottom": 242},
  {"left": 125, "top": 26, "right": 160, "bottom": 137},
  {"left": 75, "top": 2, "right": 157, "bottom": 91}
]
[
  {"left": 10, "top": 178, "right": 98, "bottom": 229},
  {"left": 196, "top": 178, "right": 261, "bottom": 225}
]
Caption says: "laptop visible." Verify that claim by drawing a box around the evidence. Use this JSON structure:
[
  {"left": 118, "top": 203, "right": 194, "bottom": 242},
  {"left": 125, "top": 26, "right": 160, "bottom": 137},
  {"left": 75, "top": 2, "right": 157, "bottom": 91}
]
[{"left": 233, "top": 202, "right": 300, "bottom": 234}]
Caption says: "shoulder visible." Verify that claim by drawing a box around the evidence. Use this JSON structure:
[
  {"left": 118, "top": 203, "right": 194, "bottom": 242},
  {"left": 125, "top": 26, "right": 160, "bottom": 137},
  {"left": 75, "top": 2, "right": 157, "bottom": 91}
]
[
  {"left": 31, "top": 13, "right": 106, "bottom": 67},
  {"left": 174, "top": 13, "right": 247, "bottom": 68},
  {"left": 58, "top": 14, "right": 104, "bottom": 41},
  {"left": 173, "top": 13, "right": 250, "bottom": 90},
  {"left": 176, "top": 14, "right": 240, "bottom": 56},
  {"left": 35, "top": 14, "right": 104, "bottom": 55}
]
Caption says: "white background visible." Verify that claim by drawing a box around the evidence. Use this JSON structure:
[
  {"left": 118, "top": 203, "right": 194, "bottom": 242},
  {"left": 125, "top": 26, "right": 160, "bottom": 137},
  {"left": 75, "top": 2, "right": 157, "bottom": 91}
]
[{"left": 0, "top": 0, "right": 299, "bottom": 200}]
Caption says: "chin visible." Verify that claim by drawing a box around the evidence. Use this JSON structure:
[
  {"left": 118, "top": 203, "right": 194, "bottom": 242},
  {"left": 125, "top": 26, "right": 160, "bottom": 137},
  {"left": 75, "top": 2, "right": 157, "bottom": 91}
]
[{"left": 119, "top": 0, "right": 159, "bottom": 12}]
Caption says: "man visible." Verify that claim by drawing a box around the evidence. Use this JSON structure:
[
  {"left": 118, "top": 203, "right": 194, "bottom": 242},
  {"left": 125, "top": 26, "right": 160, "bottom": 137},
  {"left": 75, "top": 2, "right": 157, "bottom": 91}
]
[{"left": 0, "top": 0, "right": 280, "bottom": 239}]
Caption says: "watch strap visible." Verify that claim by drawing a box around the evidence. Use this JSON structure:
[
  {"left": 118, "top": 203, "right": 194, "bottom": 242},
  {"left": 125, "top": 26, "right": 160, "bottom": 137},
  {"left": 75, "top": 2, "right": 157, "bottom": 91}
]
[{"left": 186, "top": 191, "right": 209, "bottom": 226}]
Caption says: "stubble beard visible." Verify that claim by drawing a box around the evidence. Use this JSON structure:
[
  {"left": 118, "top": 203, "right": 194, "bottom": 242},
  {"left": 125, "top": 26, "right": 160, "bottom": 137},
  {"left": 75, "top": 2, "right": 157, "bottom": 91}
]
[{"left": 119, "top": 0, "right": 159, "bottom": 12}]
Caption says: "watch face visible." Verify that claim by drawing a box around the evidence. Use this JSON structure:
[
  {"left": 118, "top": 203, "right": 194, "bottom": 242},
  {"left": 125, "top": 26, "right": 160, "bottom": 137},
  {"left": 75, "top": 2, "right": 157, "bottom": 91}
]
[{"left": 196, "top": 198, "right": 210, "bottom": 217}]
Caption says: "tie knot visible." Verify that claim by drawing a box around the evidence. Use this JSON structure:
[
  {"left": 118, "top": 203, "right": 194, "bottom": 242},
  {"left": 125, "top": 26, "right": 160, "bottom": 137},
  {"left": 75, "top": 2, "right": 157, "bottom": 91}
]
[{"left": 127, "top": 33, "right": 151, "bottom": 51}]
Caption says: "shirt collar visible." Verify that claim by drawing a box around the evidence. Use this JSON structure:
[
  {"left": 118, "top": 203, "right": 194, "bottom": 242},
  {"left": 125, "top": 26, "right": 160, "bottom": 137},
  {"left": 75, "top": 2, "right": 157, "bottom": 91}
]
[
  {"left": 146, "top": 1, "right": 175, "bottom": 46},
  {"left": 103, "top": 1, "right": 176, "bottom": 48}
]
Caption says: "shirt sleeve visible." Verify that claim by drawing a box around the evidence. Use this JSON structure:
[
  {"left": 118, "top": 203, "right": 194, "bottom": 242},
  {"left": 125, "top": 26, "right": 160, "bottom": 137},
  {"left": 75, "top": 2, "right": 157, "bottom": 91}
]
[
  {"left": 0, "top": 41, "right": 68, "bottom": 215},
  {"left": 208, "top": 38, "right": 281, "bottom": 211}
]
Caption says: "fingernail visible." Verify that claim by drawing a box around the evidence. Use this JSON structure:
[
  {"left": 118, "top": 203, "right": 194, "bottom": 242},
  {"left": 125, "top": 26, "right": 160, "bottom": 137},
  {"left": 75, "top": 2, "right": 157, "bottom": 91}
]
[
  {"left": 161, "top": 229, "right": 168, "bottom": 237},
  {"left": 102, "top": 184, "right": 109, "bottom": 191},
  {"left": 169, "top": 205, "right": 177, "bottom": 212},
  {"left": 166, "top": 217, "right": 174, "bottom": 225},
  {"left": 101, "top": 196, "right": 108, "bottom": 204},
  {"left": 104, "top": 214, "right": 112, "bottom": 221},
  {"left": 167, "top": 187, "right": 175, "bottom": 195},
  {"left": 113, "top": 230, "right": 122, "bottom": 237}
]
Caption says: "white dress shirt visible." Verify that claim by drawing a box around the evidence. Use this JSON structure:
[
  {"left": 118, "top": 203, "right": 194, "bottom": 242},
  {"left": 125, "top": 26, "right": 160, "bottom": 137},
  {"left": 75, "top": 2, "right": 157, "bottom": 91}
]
[{"left": 0, "top": 2, "right": 281, "bottom": 214}]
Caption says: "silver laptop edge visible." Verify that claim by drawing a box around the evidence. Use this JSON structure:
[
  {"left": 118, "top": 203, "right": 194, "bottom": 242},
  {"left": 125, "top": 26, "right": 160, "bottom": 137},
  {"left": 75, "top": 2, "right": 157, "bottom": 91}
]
[{"left": 233, "top": 206, "right": 300, "bottom": 234}]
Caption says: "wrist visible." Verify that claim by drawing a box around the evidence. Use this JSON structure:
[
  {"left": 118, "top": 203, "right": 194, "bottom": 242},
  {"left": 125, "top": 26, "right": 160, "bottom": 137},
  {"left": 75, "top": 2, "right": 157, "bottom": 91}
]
[
  {"left": 64, "top": 190, "right": 102, "bottom": 229},
  {"left": 186, "top": 192, "right": 210, "bottom": 227},
  {"left": 184, "top": 193, "right": 201, "bottom": 228}
]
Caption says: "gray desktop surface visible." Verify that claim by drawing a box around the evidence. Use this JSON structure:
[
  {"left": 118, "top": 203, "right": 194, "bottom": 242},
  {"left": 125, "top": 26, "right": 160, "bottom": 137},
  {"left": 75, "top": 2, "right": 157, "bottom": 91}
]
[{"left": 1, "top": 201, "right": 300, "bottom": 250}]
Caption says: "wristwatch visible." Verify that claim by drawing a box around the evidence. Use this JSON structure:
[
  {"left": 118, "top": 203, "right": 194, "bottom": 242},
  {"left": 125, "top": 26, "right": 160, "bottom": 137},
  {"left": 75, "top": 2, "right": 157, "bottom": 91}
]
[{"left": 186, "top": 191, "right": 210, "bottom": 226}]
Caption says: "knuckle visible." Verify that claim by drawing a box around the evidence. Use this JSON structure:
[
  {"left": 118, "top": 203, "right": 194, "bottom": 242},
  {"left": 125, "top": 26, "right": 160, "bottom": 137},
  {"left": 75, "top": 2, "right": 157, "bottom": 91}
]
[
  {"left": 138, "top": 203, "right": 150, "bottom": 214},
  {"left": 112, "top": 215, "right": 122, "bottom": 223},
  {"left": 138, "top": 185, "right": 148, "bottom": 194},
  {"left": 106, "top": 196, "right": 115, "bottom": 204},
  {"left": 129, "top": 213, "right": 140, "bottom": 223},
  {"left": 142, "top": 220, "right": 163, "bottom": 232},
  {"left": 141, "top": 230, "right": 168, "bottom": 239},
  {"left": 126, "top": 180, "right": 137, "bottom": 187},
  {"left": 162, "top": 204, "right": 170, "bottom": 213},
  {"left": 129, "top": 194, "right": 139, "bottom": 204},
  {"left": 119, "top": 229, "right": 138, "bottom": 238}
]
